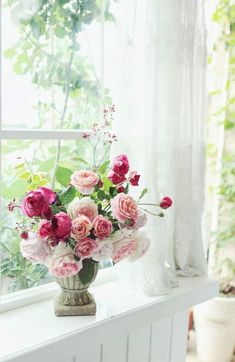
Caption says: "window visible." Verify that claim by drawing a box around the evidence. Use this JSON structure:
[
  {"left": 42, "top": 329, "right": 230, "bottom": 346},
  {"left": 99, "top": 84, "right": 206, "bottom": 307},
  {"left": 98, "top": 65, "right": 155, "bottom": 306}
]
[{"left": 0, "top": 0, "right": 119, "bottom": 298}]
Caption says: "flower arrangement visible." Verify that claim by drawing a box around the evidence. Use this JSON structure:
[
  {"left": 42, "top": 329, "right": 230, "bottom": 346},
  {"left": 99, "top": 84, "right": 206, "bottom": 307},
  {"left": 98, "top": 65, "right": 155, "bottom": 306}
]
[{"left": 10, "top": 108, "right": 172, "bottom": 285}]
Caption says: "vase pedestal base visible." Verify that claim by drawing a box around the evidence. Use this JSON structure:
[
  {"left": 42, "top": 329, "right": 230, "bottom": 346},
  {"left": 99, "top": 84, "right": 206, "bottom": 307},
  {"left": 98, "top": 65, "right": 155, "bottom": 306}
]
[{"left": 54, "top": 296, "right": 96, "bottom": 316}]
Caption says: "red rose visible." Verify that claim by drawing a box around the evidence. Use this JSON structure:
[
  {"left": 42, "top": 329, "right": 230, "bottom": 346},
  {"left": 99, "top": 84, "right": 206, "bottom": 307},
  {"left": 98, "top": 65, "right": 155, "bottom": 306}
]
[
  {"left": 107, "top": 169, "right": 126, "bottom": 185},
  {"left": 160, "top": 196, "right": 173, "bottom": 209},
  {"left": 52, "top": 212, "right": 72, "bottom": 241},
  {"left": 21, "top": 187, "right": 56, "bottom": 219},
  {"left": 112, "top": 154, "right": 129, "bottom": 175},
  {"left": 129, "top": 171, "right": 140, "bottom": 186},
  {"left": 39, "top": 220, "right": 52, "bottom": 239}
]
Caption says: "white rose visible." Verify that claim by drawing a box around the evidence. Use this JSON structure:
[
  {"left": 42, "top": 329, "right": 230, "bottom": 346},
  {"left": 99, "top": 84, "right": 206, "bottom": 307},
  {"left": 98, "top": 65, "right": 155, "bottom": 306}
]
[
  {"left": 109, "top": 228, "right": 137, "bottom": 244},
  {"left": 20, "top": 232, "right": 51, "bottom": 264}
]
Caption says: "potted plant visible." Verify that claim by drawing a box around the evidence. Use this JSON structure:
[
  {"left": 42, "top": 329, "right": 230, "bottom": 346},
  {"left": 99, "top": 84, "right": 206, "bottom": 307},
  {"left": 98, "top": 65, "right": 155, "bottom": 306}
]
[{"left": 9, "top": 111, "right": 172, "bottom": 316}]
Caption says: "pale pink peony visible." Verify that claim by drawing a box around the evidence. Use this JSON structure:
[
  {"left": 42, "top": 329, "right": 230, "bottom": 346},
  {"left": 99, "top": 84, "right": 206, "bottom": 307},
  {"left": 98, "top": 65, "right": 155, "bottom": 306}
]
[
  {"left": 48, "top": 242, "right": 82, "bottom": 278},
  {"left": 133, "top": 211, "right": 147, "bottom": 229},
  {"left": 110, "top": 193, "right": 138, "bottom": 223},
  {"left": 112, "top": 154, "right": 129, "bottom": 175},
  {"left": 112, "top": 238, "right": 137, "bottom": 263},
  {"left": 67, "top": 197, "right": 98, "bottom": 221},
  {"left": 92, "top": 239, "right": 113, "bottom": 262},
  {"left": 71, "top": 215, "right": 92, "bottom": 241},
  {"left": 93, "top": 215, "right": 112, "bottom": 240},
  {"left": 109, "top": 228, "right": 137, "bottom": 244},
  {"left": 74, "top": 237, "right": 98, "bottom": 259},
  {"left": 128, "top": 231, "right": 150, "bottom": 262},
  {"left": 21, "top": 186, "right": 56, "bottom": 219},
  {"left": 70, "top": 170, "right": 99, "bottom": 195},
  {"left": 20, "top": 232, "right": 51, "bottom": 263}
]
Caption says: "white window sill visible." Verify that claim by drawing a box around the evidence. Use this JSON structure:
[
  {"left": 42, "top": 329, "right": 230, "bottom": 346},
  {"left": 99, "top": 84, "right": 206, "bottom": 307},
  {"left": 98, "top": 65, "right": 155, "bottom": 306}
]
[{"left": 0, "top": 276, "right": 218, "bottom": 361}]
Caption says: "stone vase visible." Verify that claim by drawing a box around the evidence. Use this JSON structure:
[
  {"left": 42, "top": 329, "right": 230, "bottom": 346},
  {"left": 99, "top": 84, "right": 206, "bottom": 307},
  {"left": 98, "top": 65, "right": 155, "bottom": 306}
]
[{"left": 54, "top": 261, "right": 99, "bottom": 317}]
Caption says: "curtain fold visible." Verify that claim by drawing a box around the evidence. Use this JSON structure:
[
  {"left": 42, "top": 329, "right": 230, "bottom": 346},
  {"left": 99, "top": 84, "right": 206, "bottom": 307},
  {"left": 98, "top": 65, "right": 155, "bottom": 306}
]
[{"left": 111, "top": 0, "right": 207, "bottom": 295}]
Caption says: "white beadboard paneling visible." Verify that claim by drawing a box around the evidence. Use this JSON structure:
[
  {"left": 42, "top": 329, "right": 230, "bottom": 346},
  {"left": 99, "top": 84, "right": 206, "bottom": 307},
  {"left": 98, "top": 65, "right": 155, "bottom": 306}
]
[
  {"left": 102, "top": 335, "right": 127, "bottom": 362},
  {"left": 74, "top": 344, "right": 101, "bottom": 362},
  {"left": 128, "top": 326, "right": 151, "bottom": 362},
  {"left": 150, "top": 317, "right": 172, "bottom": 361},
  {"left": 170, "top": 310, "right": 188, "bottom": 362}
]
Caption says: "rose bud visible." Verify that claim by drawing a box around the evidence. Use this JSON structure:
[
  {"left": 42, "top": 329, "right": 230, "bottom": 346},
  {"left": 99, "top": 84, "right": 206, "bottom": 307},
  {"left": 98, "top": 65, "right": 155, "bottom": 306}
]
[
  {"left": 160, "top": 197, "right": 172, "bottom": 209},
  {"left": 20, "top": 231, "right": 29, "bottom": 240},
  {"left": 129, "top": 171, "right": 140, "bottom": 186}
]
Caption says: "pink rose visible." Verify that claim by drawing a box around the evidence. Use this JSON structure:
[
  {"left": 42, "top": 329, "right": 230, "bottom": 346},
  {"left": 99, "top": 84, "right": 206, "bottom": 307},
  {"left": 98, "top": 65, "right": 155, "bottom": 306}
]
[
  {"left": 39, "top": 220, "right": 52, "bottom": 239},
  {"left": 71, "top": 215, "right": 92, "bottom": 241},
  {"left": 112, "top": 154, "right": 129, "bottom": 175},
  {"left": 67, "top": 197, "right": 98, "bottom": 221},
  {"left": 93, "top": 215, "right": 112, "bottom": 240},
  {"left": 128, "top": 231, "right": 150, "bottom": 262},
  {"left": 51, "top": 212, "right": 72, "bottom": 241},
  {"left": 74, "top": 237, "right": 98, "bottom": 259},
  {"left": 160, "top": 196, "right": 173, "bottom": 209},
  {"left": 112, "top": 238, "right": 137, "bottom": 263},
  {"left": 92, "top": 240, "right": 113, "bottom": 262},
  {"left": 48, "top": 243, "right": 82, "bottom": 278},
  {"left": 111, "top": 193, "right": 138, "bottom": 223},
  {"left": 21, "top": 186, "right": 56, "bottom": 219},
  {"left": 70, "top": 170, "right": 99, "bottom": 195},
  {"left": 107, "top": 169, "right": 126, "bottom": 185},
  {"left": 20, "top": 232, "right": 51, "bottom": 263},
  {"left": 129, "top": 171, "right": 140, "bottom": 186}
]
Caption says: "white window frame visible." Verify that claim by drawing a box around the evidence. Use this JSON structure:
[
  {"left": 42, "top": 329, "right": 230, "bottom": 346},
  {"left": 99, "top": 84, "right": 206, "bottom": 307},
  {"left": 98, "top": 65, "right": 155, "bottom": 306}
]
[{"left": 0, "top": 128, "right": 116, "bottom": 312}]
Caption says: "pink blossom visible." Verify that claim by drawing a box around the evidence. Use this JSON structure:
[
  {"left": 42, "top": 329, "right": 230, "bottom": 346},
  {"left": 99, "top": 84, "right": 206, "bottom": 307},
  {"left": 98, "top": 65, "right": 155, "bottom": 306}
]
[
  {"left": 67, "top": 197, "right": 98, "bottom": 221},
  {"left": 111, "top": 193, "right": 138, "bottom": 223},
  {"left": 107, "top": 169, "right": 126, "bottom": 185},
  {"left": 74, "top": 237, "right": 98, "bottom": 259},
  {"left": 70, "top": 170, "right": 99, "bottom": 195},
  {"left": 21, "top": 187, "right": 56, "bottom": 219},
  {"left": 112, "top": 239, "right": 137, "bottom": 263},
  {"left": 20, "top": 232, "right": 51, "bottom": 263},
  {"left": 160, "top": 196, "right": 173, "bottom": 209},
  {"left": 112, "top": 154, "right": 129, "bottom": 175},
  {"left": 129, "top": 171, "right": 140, "bottom": 186},
  {"left": 48, "top": 243, "right": 82, "bottom": 278},
  {"left": 71, "top": 215, "right": 92, "bottom": 241},
  {"left": 93, "top": 215, "right": 112, "bottom": 240}
]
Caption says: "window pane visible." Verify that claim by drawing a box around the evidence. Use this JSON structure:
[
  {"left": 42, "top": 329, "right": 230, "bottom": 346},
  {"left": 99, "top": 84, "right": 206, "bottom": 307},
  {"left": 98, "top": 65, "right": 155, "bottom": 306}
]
[
  {"left": 0, "top": 138, "right": 110, "bottom": 295},
  {"left": 1, "top": 1, "right": 117, "bottom": 130}
]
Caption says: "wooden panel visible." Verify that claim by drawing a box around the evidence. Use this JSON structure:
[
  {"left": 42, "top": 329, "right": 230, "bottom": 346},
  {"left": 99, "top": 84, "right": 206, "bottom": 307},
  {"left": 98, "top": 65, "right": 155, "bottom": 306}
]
[
  {"left": 102, "top": 335, "right": 127, "bottom": 362},
  {"left": 128, "top": 326, "right": 151, "bottom": 362},
  {"left": 169, "top": 310, "right": 188, "bottom": 362},
  {"left": 150, "top": 317, "right": 172, "bottom": 361},
  {"left": 74, "top": 344, "right": 101, "bottom": 362}
]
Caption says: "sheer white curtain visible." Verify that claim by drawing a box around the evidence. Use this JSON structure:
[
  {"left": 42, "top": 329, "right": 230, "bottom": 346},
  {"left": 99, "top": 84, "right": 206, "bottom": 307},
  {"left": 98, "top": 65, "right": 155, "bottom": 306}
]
[{"left": 111, "top": 0, "right": 207, "bottom": 295}]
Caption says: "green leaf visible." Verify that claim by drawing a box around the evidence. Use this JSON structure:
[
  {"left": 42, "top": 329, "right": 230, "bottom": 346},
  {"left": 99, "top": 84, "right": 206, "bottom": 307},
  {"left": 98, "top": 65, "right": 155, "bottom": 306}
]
[
  {"left": 102, "top": 176, "right": 112, "bottom": 192},
  {"left": 78, "top": 259, "right": 97, "bottom": 285},
  {"left": 19, "top": 171, "right": 31, "bottom": 180},
  {"left": 55, "top": 166, "right": 73, "bottom": 186},
  {"left": 97, "top": 189, "right": 106, "bottom": 200},
  {"left": 139, "top": 188, "right": 148, "bottom": 200},
  {"left": 58, "top": 185, "right": 76, "bottom": 205},
  {"left": 99, "top": 160, "right": 110, "bottom": 174},
  {"left": 72, "top": 157, "right": 89, "bottom": 165},
  {"left": 4, "top": 48, "right": 16, "bottom": 59}
]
